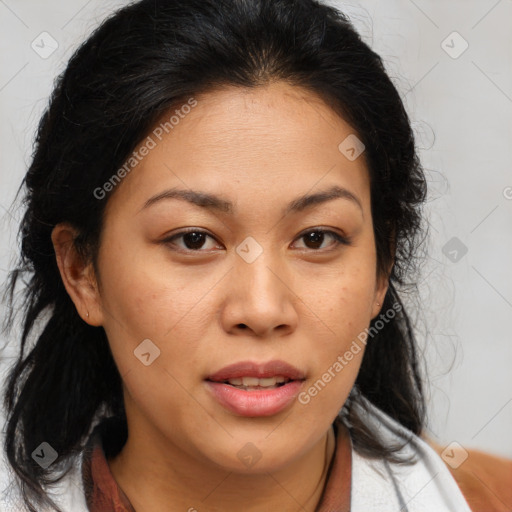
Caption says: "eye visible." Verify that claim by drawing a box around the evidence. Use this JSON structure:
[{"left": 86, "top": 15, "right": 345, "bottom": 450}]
[
  {"left": 162, "top": 229, "right": 220, "bottom": 252},
  {"left": 293, "top": 228, "right": 351, "bottom": 251}
]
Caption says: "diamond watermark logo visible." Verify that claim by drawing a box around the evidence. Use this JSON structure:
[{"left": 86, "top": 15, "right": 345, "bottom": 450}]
[
  {"left": 441, "top": 31, "right": 468, "bottom": 59},
  {"left": 134, "top": 338, "right": 161, "bottom": 366},
  {"left": 31, "top": 32, "right": 59, "bottom": 59},
  {"left": 31, "top": 442, "right": 58, "bottom": 469},
  {"left": 236, "top": 236, "right": 263, "bottom": 264},
  {"left": 442, "top": 237, "right": 468, "bottom": 263},
  {"left": 237, "top": 442, "right": 262, "bottom": 468},
  {"left": 441, "top": 441, "right": 469, "bottom": 469},
  {"left": 338, "top": 134, "right": 365, "bottom": 161}
]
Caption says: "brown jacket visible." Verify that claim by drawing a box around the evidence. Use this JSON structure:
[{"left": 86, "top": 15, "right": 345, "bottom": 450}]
[{"left": 425, "top": 437, "right": 512, "bottom": 512}]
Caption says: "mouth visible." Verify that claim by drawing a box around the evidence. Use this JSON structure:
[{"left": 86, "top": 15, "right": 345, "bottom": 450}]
[
  {"left": 207, "top": 375, "right": 295, "bottom": 391},
  {"left": 204, "top": 360, "right": 306, "bottom": 417}
]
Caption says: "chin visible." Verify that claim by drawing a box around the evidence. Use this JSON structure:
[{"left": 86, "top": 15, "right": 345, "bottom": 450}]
[{"left": 199, "top": 436, "right": 306, "bottom": 475}]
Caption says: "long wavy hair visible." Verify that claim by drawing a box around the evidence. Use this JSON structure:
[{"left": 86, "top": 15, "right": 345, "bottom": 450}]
[{"left": 1, "top": 0, "right": 428, "bottom": 510}]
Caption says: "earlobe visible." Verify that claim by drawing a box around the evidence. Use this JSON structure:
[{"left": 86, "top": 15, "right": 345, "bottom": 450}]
[
  {"left": 51, "top": 223, "right": 103, "bottom": 326},
  {"left": 372, "top": 288, "right": 387, "bottom": 319}
]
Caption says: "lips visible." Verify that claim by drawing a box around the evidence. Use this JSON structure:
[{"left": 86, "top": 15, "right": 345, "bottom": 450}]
[{"left": 204, "top": 360, "right": 306, "bottom": 417}]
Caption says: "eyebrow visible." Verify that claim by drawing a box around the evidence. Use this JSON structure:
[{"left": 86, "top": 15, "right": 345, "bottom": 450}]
[{"left": 140, "top": 184, "right": 363, "bottom": 217}]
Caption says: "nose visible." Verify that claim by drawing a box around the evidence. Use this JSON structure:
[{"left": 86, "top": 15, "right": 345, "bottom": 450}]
[{"left": 220, "top": 247, "right": 299, "bottom": 338}]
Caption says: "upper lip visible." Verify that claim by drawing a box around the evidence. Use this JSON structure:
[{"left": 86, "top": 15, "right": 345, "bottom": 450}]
[{"left": 206, "top": 360, "right": 306, "bottom": 382}]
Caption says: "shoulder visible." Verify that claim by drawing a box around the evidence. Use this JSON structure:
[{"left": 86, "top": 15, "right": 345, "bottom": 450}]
[
  {"left": 348, "top": 399, "right": 473, "bottom": 512},
  {"left": 0, "top": 452, "right": 88, "bottom": 512},
  {"left": 0, "top": 415, "right": 105, "bottom": 512}
]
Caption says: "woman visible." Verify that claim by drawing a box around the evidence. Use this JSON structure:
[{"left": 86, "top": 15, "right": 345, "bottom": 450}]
[{"left": 1, "top": 0, "right": 473, "bottom": 511}]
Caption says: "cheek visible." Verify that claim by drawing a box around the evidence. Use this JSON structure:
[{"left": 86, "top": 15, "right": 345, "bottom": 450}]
[
  {"left": 297, "top": 339, "right": 364, "bottom": 425},
  {"left": 300, "top": 259, "right": 375, "bottom": 397},
  {"left": 99, "top": 264, "right": 218, "bottom": 391},
  {"left": 316, "top": 261, "right": 376, "bottom": 336},
  {"left": 98, "top": 242, "right": 201, "bottom": 333}
]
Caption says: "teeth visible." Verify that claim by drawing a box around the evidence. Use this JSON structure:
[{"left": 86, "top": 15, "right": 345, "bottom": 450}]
[
  {"left": 258, "top": 377, "right": 278, "bottom": 387},
  {"left": 242, "top": 376, "right": 260, "bottom": 386},
  {"left": 226, "top": 376, "right": 290, "bottom": 387}
]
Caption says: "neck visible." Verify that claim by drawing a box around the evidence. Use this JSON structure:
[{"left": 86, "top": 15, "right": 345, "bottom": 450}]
[{"left": 108, "top": 423, "right": 336, "bottom": 512}]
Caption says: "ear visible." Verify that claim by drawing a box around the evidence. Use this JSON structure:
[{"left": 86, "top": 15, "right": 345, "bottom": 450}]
[
  {"left": 371, "top": 228, "right": 396, "bottom": 318},
  {"left": 371, "top": 255, "right": 394, "bottom": 320},
  {"left": 51, "top": 223, "right": 103, "bottom": 326}
]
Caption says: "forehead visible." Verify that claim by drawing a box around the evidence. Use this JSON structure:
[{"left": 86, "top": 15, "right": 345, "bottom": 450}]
[
  {"left": 104, "top": 82, "right": 371, "bottom": 216},
  {"left": 165, "top": 82, "right": 358, "bottom": 153}
]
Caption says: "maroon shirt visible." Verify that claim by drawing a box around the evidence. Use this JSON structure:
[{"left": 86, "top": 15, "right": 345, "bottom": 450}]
[{"left": 81, "top": 416, "right": 351, "bottom": 511}]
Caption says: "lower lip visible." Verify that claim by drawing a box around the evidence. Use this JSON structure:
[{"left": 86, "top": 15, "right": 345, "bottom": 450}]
[{"left": 205, "top": 380, "right": 304, "bottom": 417}]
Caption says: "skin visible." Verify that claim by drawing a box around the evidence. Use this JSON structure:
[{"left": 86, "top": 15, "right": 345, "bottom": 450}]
[{"left": 52, "top": 81, "right": 389, "bottom": 512}]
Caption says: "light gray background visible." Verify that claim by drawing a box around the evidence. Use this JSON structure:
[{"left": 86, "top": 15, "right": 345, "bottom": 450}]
[{"left": 1, "top": 0, "right": 511, "bottom": 493}]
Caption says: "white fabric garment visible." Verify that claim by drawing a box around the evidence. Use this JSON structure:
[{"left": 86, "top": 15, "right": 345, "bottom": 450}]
[
  {"left": 0, "top": 399, "right": 473, "bottom": 511},
  {"left": 350, "top": 398, "right": 472, "bottom": 511}
]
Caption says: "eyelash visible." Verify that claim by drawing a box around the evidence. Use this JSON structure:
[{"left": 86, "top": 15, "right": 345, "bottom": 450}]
[{"left": 161, "top": 227, "right": 351, "bottom": 254}]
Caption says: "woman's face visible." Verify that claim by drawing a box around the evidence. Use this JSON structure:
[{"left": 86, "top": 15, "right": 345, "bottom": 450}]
[{"left": 87, "top": 81, "right": 388, "bottom": 472}]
